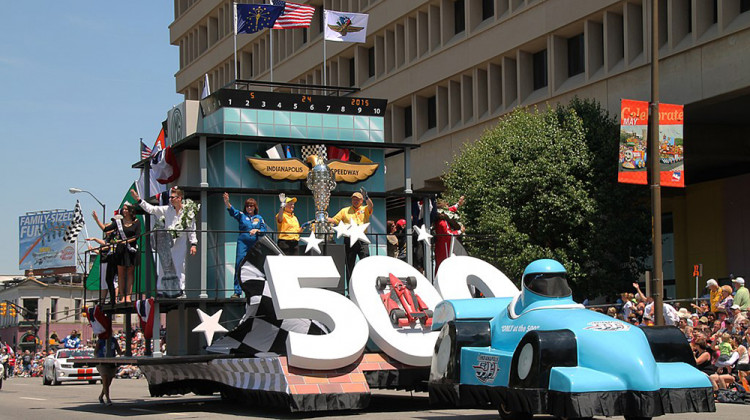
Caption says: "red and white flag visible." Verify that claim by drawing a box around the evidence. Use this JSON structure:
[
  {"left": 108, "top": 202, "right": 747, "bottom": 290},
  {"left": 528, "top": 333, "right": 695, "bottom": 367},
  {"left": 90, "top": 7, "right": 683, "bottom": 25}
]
[{"left": 271, "top": 1, "right": 315, "bottom": 29}]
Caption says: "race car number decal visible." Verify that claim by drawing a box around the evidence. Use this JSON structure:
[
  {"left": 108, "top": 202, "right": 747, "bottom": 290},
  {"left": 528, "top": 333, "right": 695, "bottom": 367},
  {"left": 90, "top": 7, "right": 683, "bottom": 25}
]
[
  {"left": 473, "top": 355, "right": 500, "bottom": 383},
  {"left": 584, "top": 321, "right": 631, "bottom": 331}
]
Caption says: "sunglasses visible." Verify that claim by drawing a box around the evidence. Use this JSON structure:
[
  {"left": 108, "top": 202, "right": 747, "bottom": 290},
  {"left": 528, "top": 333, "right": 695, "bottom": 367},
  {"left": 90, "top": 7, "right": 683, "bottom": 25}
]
[
  {"left": 246, "top": 203, "right": 256, "bottom": 207},
  {"left": 169, "top": 196, "right": 180, "bottom": 199}
]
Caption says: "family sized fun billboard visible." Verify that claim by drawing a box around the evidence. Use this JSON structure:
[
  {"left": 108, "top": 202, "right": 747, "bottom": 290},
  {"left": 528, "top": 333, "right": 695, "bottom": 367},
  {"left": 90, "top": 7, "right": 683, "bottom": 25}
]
[
  {"left": 18, "top": 209, "right": 77, "bottom": 271},
  {"left": 618, "top": 99, "right": 685, "bottom": 188}
]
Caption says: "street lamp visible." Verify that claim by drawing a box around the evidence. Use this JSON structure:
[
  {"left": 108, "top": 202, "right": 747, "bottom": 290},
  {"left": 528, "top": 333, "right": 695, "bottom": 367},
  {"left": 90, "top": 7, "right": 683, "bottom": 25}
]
[{"left": 68, "top": 187, "right": 106, "bottom": 219}]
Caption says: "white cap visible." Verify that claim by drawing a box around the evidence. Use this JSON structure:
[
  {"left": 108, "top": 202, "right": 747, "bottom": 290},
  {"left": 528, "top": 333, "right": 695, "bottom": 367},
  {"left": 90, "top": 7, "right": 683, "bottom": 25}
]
[
  {"left": 733, "top": 277, "right": 745, "bottom": 285},
  {"left": 707, "top": 279, "right": 718, "bottom": 287}
]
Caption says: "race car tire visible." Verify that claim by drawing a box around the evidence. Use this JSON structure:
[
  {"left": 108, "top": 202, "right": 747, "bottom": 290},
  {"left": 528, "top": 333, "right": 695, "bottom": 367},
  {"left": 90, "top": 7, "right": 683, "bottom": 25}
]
[
  {"left": 390, "top": 309, "right": 406, "bottom": 326},
  {"left": 639, "top": 326, "right": 695, "bottom": 366},
  {"left": 404, "top": 276, "right": 418, "bottom": 290},
  {"left": 429, "top": 320, "right": 491, "bottom": 384},
  {"left": 375, "top": 276, "right": 390, "bottom": 290},
  {"left": 509, "top": 329, "right": 577, "bottom": 389},
  {"left": 42, "top": 374, "right": 51, "bottom": 386},
  {"left": 498, "top": 401, "right": 532, "bottom": 420},
  {"left": 51, "top": 368, "right": 59, "bottom": 386}
]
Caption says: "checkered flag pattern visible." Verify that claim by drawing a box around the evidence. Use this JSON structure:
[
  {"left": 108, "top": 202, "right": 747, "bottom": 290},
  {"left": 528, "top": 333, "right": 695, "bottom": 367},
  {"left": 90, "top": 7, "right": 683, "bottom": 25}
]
[
  {"left": 63, "top": 200, "right": 85, "bottom": 243},
  {"left": 300, "top": 144, "right": 327, "bottom": 161},
  {"left": 207, "top": 240, "right": 328, "bottom": 356}
]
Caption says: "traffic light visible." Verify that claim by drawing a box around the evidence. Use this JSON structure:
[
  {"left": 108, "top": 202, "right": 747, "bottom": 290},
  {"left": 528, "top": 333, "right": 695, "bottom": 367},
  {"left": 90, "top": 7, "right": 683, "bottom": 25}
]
[
  {"left": 0, "top": 302, "right": 6, "bottom": 316},
  {"left": 9, "top": 306, "right": 16, "bottom": 317}
]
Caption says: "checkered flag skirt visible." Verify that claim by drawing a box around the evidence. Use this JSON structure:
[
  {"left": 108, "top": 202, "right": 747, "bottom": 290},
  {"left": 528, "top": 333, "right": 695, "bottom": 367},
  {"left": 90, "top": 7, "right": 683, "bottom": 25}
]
[
  {"left": 300, "top": 144, "right": 327, "bottom": 161},
  {"left": 207, "top": 237, "right": 327, "bottom": 356}
]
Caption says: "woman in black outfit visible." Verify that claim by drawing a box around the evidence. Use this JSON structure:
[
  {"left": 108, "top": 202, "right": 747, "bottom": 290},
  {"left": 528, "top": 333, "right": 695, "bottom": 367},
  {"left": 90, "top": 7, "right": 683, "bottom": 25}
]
[{"left": 93, "top": 203, "right": 141, "bottom": 302}]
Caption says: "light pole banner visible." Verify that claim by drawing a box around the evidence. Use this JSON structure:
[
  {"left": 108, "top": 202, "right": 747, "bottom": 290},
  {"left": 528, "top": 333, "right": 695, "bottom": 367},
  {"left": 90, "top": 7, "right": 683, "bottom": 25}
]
[
  {"left": 19, "top": 209, "right": 77, "bottom": 270},
  {"left": 618, "top": 99, "right": 685, "bottom": 188}
]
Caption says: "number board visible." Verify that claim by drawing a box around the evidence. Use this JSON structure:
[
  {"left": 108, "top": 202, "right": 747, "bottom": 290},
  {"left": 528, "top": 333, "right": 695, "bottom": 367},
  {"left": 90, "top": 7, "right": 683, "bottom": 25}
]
[{"left": 201, "top": 89, "right": 387, "bottom": 117}]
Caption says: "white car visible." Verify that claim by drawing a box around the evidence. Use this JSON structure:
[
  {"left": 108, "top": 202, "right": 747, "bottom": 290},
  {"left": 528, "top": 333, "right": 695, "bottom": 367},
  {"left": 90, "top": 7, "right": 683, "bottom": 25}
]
[{"left": 43, "top": 349, "right": 100, "bottom": 385}]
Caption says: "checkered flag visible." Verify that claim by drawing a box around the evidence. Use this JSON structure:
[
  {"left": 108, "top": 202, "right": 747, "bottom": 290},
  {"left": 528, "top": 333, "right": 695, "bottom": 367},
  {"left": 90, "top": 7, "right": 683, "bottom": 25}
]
[
  {"left": 300, "top": 144, "right": 327, "bottom": 161},
  {"left": 207, "top": 237, "right": 327, "bottom": 356},
  {"left": 63, "top": 200, "right": 85, "bottom": 243}
]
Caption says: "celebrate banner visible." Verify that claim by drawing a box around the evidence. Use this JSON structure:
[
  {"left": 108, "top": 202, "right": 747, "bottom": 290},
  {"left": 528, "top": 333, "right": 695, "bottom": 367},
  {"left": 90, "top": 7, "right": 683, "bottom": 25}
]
[{"left": 618, "top": 99, "right": 685, "bottom": 188}]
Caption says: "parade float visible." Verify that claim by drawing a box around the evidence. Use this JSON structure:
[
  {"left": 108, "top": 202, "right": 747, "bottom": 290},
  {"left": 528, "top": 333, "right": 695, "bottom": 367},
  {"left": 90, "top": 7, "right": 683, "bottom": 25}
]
[{"left": 78, "top": 82, "right": 714, "bottom": 418}]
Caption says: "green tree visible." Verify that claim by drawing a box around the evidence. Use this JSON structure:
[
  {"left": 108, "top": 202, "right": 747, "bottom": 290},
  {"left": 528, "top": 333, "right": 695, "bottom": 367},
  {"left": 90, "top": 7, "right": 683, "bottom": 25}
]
[{"left": 443, "top": 100, "right": 650, "bottom": 298}]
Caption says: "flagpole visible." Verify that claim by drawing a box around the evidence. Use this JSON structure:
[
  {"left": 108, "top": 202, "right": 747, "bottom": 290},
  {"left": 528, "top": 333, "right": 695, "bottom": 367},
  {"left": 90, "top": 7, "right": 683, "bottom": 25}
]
[
  {"left": 233, "top": 2, "right": 238, "bottom": 83},
  {"left": 270, "top": 31, "right": 274, "bottom": 83},
  {"left": 323, "top": 38, "right": 327, "bottom": 94}
]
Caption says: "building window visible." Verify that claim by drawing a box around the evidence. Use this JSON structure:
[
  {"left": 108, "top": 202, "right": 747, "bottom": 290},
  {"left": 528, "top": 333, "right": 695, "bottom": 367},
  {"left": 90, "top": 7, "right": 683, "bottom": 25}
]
[
  {"left": 318, "top": 6, "right": 324, "bottom": 33},
  {"left": 713, "top": 0, "right": 718, "bottom": 23},
  {"left": 482, "top": 0, "right": 494, "bottom": 21},
  {"left": 349, "top": 58, "right": 356, "bottom": 87},
  {"left": 454, "top": 0, "right": 465, "bottom": 34},
  {"left": 533, "top": 49, "right": 548, "bottom": 90},
  {"left": 74, "top": 299, "right": 81, "bottom": 322},
  {"left": 567, "top": 34, "right": 584, "bottom": 77},
  {"left": 404, "top": 106, "right": 413, "bottom": 138},
  {"left": 427, "top": 96, "right": 437, "bottom": 129},
  {"left": 50, "top": 298, "right": 58, "bottom": 321},
  {"left": 303, "top": 28, "right": 308, "bottom": 44},
  {"left": 368, "top": 47, "right": 375, "bottom": 78},
  {"left": 743, "top": 0, "right": 750, "bottom": 14},
  {"left": 22, "top": 298, "right": 38, "bottom": 321},
  {"left": 687, "top": 1, "right": 692, "bottom": 33}
]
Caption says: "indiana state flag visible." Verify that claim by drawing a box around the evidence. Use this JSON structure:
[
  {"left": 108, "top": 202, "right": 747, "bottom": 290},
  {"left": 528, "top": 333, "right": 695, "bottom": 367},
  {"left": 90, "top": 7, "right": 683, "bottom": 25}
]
[{"left": 236, "top": 4, "right": 284, "bottom": 34}]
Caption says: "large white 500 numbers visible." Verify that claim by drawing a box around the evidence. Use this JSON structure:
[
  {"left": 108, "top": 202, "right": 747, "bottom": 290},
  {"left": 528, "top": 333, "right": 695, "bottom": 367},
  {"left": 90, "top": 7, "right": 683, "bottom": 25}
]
[{"left": 264, "top": 255, "right": 518, "bottom": 369}]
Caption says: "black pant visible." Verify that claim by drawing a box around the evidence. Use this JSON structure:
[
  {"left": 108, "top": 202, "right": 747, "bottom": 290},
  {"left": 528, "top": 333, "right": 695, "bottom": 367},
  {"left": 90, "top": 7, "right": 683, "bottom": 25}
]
[
  {"left": 344, "top": 240, "right": 370, "bottom": 284},
  {"left": 277, "top": 239, "right": 299, "bottom": 256}
]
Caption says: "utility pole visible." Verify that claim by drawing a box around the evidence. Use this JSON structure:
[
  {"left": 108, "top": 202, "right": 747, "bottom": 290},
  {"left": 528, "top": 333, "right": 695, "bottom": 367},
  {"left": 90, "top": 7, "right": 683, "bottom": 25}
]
[{"left": 649, "top": 0, "right": 664, "bottom": 326}]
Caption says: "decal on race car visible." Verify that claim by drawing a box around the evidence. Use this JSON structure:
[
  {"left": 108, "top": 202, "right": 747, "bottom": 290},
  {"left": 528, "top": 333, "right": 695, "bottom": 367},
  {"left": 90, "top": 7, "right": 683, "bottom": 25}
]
[
  {"left": 584, "top": 320, "right": 631, "bottom": 331},
  {"left": 500, "top": 324, "right": 540, "bottom": 333},
  {"left": 472, "top": 354, "right": 500, "bottom": 383}
]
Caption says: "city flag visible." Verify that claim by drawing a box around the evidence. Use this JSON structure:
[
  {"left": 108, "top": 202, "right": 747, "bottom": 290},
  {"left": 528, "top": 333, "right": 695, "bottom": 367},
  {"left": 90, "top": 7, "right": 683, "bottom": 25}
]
[
  {"left": 63, "top": 200, "right": 85, "bottom": 243},
  {"left": 236, "top": 4, "right": 284, "bottom": 34},
  {"left": 140, "top": 140, "right": 152, "bottom": 160},
  {"left": 271, "top": 1, "right": 315, "bottom": 29},
  {"left": 324, "top": 10, "right": 368, "bottom": 43}
]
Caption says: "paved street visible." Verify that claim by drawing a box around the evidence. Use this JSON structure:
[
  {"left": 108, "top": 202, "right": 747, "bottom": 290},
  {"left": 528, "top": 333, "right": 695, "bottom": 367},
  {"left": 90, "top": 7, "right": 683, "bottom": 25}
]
[{"left": 0, "top": 376, "right": 748, "bottom": 419}]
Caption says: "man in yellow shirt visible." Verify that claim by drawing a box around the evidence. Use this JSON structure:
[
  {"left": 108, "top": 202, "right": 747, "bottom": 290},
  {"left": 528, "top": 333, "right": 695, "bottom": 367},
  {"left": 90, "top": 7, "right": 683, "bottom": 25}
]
[
  {"left": 276, "top": 194, "right": 302, "bottom": 255},
  {"left": 328, "top": 189, "right": 373, "bottom": 281}
]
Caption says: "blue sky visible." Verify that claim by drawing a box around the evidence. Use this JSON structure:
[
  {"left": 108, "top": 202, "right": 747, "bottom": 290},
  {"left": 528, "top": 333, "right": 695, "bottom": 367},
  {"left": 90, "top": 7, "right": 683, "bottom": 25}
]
[{"left": 0, "top": 2, "right": 182, "bottom": 274}]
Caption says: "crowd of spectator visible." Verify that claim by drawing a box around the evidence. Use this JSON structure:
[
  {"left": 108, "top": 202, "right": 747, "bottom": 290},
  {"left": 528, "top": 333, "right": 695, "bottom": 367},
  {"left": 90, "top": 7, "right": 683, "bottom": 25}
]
[
  {"left": 593, "top": 277, "right": 750, "bottom": 398},
  {"left": 0, "top": 326, "right": 167, "bottom": 380}
]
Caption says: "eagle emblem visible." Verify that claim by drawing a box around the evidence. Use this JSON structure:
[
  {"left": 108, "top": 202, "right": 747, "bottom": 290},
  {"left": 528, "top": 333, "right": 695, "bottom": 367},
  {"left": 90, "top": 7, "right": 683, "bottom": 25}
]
[{"left": 327, "top": 16, "right": 365, "bottom": 36}]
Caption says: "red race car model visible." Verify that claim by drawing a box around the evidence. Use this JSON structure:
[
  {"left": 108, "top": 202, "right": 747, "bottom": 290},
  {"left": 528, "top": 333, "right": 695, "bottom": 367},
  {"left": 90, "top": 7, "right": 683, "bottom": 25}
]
[{"left": 376, "top": 273, "right": 432, "bottom": 328}]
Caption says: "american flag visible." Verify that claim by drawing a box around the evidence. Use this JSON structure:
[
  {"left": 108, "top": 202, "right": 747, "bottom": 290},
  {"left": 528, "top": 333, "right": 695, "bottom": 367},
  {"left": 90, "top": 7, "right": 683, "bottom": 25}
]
[
  {"left": 140, "top": 140, "right": 152, "bottom": 160},
  {"left": 271, "top": 0, "right": 315, "bottom": 29}
]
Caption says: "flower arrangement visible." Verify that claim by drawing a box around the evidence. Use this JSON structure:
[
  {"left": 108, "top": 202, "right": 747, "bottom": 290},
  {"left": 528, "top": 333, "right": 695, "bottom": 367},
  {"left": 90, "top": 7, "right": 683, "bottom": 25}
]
[{"left": 168, "top": 199, "right": 200, "bottom": 239}]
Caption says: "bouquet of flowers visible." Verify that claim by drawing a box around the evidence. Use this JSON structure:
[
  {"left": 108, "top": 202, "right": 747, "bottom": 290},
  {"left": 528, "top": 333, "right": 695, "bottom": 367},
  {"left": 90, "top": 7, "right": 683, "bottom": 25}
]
[{"left": 168, "top": 199, "right": 200, "bottom": 239}]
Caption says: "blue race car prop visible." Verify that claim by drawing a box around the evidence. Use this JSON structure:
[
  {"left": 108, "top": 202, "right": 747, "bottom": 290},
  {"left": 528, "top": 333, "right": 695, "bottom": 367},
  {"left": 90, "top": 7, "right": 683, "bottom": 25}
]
[{"left": 428, "top": 259, "right": 715, "bottom": 420}]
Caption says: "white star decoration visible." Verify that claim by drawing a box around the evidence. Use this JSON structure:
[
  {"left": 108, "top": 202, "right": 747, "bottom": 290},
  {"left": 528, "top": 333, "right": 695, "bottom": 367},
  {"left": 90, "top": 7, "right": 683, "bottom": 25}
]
[
  {"left": 192, "top": 308, "right": 227, "bottom": 346},
  {"left": 348, "top": 222, "right": 371, "bottom": 246},
  {"left": 413, "top": 224, "right": 432, "bottom": 244},
  {"left": 333, "top": 220, "right": 350, "bottom": 238},
  {"left": 300, "top": 231, "right": 324, "bottom": 254}
]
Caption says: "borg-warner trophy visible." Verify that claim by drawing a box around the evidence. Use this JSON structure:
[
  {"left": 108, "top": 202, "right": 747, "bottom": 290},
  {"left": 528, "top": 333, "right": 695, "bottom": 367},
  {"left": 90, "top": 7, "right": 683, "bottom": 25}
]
[{"left": 305, "top": 155, "right": 336, "bottom": 235}]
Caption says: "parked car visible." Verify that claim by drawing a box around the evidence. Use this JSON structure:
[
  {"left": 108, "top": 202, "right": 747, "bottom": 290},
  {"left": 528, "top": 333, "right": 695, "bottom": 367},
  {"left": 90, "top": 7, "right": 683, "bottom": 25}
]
[
  {"left": 43, "top": 348, "right": 100, "bottom": 385},
  {"left": 429, "top": 259, "right": 715, "bottom": 420}
]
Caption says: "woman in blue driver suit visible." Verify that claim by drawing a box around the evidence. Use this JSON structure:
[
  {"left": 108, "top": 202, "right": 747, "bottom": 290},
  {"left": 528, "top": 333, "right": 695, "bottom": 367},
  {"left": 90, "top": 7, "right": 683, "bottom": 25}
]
[{"left": 223, "top": 192, "right": 266, "bottom": 298}]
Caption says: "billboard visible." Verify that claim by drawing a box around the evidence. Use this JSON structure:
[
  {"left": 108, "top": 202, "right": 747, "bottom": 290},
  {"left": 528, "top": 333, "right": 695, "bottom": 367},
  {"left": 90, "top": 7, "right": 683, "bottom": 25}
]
[
  {"left": 618, "top": 99, "right": 685, "bottom": 188},
  {"left": 19, "top": 210, "right": 77, "bottom": 271}
]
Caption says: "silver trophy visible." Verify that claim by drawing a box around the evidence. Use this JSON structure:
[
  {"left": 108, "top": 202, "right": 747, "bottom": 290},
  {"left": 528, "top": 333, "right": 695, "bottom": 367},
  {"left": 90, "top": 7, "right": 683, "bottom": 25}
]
[{"left": 305, "top": 154, "right": 336, "bottom": 235}]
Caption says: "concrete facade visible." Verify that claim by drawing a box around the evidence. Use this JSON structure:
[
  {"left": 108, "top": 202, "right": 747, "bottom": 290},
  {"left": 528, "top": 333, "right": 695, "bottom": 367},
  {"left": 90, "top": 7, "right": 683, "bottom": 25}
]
[{"left": 169, "top": 0, "right": 750, "bottom": 297}]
